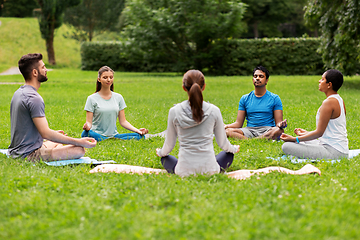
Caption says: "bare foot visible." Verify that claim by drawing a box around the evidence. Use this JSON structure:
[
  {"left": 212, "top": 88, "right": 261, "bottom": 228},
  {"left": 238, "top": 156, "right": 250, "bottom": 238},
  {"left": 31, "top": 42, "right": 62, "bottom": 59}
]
[
  {"left": 226, "top": 170, "right": 254, "bottom": 180},
  {"left": 297, "top": 164, "right": 321, "bottom": 176}
]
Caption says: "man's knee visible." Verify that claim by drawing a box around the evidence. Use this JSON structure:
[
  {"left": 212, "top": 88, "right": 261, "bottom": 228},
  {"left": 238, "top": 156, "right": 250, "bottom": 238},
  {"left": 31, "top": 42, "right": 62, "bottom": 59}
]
[{"left": 74, "top": 146, "right": 86, "bottom": 158}]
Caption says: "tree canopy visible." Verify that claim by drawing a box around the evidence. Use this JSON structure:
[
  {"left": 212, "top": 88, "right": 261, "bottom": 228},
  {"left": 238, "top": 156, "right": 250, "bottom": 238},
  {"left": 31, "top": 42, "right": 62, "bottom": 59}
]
[
  {"left": 64, "top": 0, "right": 125, "bottom": 41},
  {"left": 0, "top": 0, "right": 38, "bottom": 17},
  {"left": 304, "top": 0, "right": 360, "bottom": 75},
  {"left": 121, "top": 0, "right": 246, "bottom": 72}
]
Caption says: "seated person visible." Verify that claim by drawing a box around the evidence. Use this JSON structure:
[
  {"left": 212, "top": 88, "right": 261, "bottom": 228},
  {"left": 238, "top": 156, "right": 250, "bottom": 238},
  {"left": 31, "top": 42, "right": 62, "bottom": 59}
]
[
  {"left": 81, "top": 66, "right": 148, "bottom": 141},
  {"left": 8, "top": 53, "right": 96, "bottom": 162},
  {"left": 281, "top": 69, "right": 348, "bottom": 159},
  {"left": 225, "top": 66, "right": 287, "bottom": 140},
  {"left": 156, "top": 70, "right": 240, "bottom": 177}
]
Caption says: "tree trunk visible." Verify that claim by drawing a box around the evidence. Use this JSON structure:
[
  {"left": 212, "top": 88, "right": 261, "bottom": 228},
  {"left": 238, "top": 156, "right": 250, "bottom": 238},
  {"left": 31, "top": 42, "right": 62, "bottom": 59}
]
[
  {"left": 253, "top": 21, "right": 259, "bottom": 39},
  {"left": 46, "top": 23, "right": 56, "bottom": 65}
]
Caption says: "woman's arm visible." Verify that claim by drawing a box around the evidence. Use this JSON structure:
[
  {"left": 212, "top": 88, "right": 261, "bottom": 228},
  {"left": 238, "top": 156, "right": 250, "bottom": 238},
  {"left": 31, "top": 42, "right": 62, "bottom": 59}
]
[
  {"left": 83, "top": 111, "right": 93, "bottom": 131},
  {"left": 118, "top": 109, "right": 148, "bottom": 135},
  {"left": 214, "top": 108, "right": 239, "bottom": 153},
  {"left": 281, "top": 100, "right": 333, "bottom": 142},
  {"left": 156, "top": 108, "right": 177, "bottom": 157}
]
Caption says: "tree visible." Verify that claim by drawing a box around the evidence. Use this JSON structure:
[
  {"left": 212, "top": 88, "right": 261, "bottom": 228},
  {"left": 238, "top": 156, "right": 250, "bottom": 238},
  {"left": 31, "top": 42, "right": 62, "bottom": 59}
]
[
  {"left": 122, "top": 0, "right": 246, "bottom": 72},
  {"left": 304, "top": 0, "right": 360, "bottom": 75},
  {"left": 240, "top": 0, "right": 311, "bottom": 38},
  {"left": 240, "top": 0, "right": 289, "bottom": 38},
  {"left": 63, "top": 0, "right": 125, "bottom": 41},
  {"left": 36, "top": 0, "right": 80, "bottom": 65},
  {"left": 1, "top": 0, "right": 38, "bottom": 17}
]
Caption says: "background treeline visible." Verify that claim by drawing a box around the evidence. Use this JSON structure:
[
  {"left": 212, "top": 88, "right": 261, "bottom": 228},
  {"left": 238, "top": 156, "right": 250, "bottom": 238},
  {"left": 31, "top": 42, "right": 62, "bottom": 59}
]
[
  {"left": 81, "top": 38, "right": 323, "bottom": 75},
  {"left": 0, "top": 0, "right": 313, "bottom": 39},
  {"left": 1, "top": 0, "right": 359, "bottom": 75}
]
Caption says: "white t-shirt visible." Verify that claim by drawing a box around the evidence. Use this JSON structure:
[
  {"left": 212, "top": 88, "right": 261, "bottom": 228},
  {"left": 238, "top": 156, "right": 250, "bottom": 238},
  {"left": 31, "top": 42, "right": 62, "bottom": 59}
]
[{"left": 84, "top": 92, "right": 126, "bottom": 137}]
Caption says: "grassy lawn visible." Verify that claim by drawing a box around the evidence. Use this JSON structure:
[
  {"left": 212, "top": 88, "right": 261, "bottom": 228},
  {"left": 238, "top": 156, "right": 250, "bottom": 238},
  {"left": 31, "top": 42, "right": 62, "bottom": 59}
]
[
  {"left": 1, "top": 70, "right": 360, "bottom": 239},
  {"left": 0, "top": 17, "right": 81, "bottom": 72}
]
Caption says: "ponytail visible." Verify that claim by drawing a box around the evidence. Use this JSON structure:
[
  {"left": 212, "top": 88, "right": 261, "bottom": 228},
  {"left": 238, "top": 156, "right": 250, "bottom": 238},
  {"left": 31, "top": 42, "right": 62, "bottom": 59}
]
[
  {"left": 189, "top": 83, "right": 203, "bottom": 123},
  {"left": 183, "top": 70, "right": 205, "bottom": 123}
]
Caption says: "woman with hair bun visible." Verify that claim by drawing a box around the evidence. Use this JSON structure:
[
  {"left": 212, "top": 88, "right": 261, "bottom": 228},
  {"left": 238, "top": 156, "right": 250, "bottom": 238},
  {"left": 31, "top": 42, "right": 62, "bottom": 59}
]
[
  {"left": 156, "top": 70, "right": 240, "bottom": 177},
  {"left": 281, "top": 69, "right": 349, "bottom": 159}
]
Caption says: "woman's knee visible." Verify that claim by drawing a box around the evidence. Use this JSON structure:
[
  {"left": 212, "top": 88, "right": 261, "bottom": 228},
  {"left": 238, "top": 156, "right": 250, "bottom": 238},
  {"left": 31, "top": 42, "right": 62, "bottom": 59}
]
[{"left": 282, "top": 142, "right": 294, "bottom": 154}]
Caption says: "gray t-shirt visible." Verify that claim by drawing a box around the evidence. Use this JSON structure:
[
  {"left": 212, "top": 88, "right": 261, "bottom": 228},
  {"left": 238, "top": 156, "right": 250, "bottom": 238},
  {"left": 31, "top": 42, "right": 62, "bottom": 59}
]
[
  {"left": 8, "top": 85, "right": 45, "bottom": 158},
  {"left": 84, "top": 92, "right": 126, "bottom": 137}
]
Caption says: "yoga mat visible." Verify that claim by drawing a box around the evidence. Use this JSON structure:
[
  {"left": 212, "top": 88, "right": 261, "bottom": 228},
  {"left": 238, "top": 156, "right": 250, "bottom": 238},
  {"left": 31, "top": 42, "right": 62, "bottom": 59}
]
[
  {"left": 267, "top": 149, "right": 360, "bottom": 164},
  {"left": 0, "top": 149, "right": 115, "bottom": 166}
]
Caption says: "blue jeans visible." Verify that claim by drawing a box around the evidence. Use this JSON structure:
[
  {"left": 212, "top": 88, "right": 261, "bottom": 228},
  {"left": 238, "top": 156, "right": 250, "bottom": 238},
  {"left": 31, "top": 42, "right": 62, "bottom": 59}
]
[
  {"left": 161, "top": 151, "right": 234, "bottom": 174},
  {"left": 81, "top": 130, "right": 144, "bottom": 142}
]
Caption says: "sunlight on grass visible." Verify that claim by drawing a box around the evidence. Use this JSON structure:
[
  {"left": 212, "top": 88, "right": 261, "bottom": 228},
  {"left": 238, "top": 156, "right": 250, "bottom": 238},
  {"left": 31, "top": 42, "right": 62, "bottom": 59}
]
[{"left": 0, "top": 70, "right": 360, "bottom": 239}]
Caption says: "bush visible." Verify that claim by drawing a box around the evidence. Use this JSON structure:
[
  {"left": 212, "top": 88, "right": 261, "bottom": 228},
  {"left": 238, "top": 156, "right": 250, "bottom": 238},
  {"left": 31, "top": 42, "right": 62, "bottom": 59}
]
[
  {"left": 209, "top": 38, "right": 324, "bottom": 75},
  {"left": 81, "top": 38, "right": 324, "bottom": 75},
  {"left": 81, "top": 41, "right": 126, "bottom": 71}
]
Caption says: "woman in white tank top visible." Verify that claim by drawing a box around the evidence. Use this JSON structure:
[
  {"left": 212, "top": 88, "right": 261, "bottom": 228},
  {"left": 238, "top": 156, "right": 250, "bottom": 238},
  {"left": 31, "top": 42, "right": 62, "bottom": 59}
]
[{"left": 280, "top": 69, "right": 349, "bottom": 159}]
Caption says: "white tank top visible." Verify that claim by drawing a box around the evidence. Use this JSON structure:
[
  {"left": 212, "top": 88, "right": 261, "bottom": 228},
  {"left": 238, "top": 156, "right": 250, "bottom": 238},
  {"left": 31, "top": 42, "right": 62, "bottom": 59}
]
[{"left": 316, "top": 94, "right": 349, "bottom": 154}]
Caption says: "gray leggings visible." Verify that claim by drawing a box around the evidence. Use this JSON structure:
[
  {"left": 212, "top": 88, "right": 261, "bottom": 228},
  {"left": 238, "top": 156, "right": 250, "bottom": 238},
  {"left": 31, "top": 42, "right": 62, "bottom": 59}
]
[{"left": 282, "top": 142, "right": 348, "bottom": 159}]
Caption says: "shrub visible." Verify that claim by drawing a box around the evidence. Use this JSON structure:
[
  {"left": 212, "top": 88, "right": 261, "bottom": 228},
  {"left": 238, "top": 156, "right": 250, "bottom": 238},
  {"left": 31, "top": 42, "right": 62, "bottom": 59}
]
[
  {"left": 81, "top": 38, "right": 324, "bottom": 75},
  {"left": 81, "top": 41, "right": 126, "bottom": 71}
]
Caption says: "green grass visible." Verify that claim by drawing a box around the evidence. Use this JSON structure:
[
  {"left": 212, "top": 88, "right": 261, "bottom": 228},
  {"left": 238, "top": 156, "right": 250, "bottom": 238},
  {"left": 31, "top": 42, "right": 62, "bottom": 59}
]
[
  {"left": 1, "top": 70, "right": 360, "bottom": 239},
  {"left": 0, "top": 17, "right": 81, "bottom": 72}
]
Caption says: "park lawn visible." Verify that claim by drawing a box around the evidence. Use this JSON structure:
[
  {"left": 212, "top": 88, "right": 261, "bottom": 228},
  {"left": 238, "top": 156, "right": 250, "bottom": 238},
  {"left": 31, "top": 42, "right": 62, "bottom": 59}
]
[
  {"left": 0, "top": 70, "right": 360, "bottom": 239},
  {"left": 0, "top": 17, "right": 81, "bottom": 72}
]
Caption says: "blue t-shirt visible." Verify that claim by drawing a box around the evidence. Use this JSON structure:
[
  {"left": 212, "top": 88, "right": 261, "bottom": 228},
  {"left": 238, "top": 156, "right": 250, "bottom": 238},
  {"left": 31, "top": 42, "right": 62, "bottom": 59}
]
[{"left": 238, "top": 90, "right": 283, "bottom": 127}]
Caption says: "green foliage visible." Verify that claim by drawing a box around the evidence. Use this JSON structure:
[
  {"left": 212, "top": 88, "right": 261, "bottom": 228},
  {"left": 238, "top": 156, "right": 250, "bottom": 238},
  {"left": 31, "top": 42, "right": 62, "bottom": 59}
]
[
  {"left": 36, "top": 0, "right": 81, "bottom": 64},
  {"left": 121, "top": 0, "right": 246, "bottom": 72},
  {"left": 304, "top": 0, "right": 360, "bottom": 75},
  {"left": 241, "top": 0, "right": 290, "bottom": 38},
  {"left": 0, "top": 17, "right": 81, "bottom": 72},
  {"left": 211, "top": 37, "right": 324, "bottom": 75},
  {"left": 63, "top": 0, "right": 125, "bottom": 41},
  {"left": 81, "top": 38, "right": 324, "bottom": 75},
  {"left": 80, "top": 41, "right": 126, "bottom": 71},
  {"left": 1, "top": 70, "right": 360, "bottom": 239},
  {"left": 0, "top": 0, "right": 38, "bottom": 17}
]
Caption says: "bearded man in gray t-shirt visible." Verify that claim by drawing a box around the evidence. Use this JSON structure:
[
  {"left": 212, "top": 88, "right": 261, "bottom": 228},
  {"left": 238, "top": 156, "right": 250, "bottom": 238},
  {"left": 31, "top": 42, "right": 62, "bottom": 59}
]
[{"left": 8, "top": 53, "right": 97, "bottom": 162}]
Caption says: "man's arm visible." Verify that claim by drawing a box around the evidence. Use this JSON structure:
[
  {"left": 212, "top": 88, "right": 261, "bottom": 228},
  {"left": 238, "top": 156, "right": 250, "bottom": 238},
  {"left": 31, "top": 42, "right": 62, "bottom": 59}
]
[
  {"left": 273, "top": 110, "right": 287, "bottom": 128},
  {"left": 225, "top": 110, "right": 246, "bottom": 129},
  {"left": 33, "top": 117, "right": 96, "bottom": 148}
]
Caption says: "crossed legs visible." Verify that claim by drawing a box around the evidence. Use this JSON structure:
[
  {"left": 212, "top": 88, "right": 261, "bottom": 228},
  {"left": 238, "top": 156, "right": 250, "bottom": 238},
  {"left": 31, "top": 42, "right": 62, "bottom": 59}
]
[{"left": 27, "top": 140, "right": 85, "bottom": 162}]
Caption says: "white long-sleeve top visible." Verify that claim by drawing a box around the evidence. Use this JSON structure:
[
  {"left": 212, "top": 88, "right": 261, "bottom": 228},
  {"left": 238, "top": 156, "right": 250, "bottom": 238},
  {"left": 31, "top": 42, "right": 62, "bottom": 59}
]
[{"left": 157, "top": 100, "right": 239, "bottom": 177}]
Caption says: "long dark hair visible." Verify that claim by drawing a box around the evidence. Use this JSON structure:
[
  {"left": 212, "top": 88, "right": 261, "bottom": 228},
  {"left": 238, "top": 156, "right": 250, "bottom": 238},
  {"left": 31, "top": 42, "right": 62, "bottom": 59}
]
[
  {"left": 96, "top": 66, "right": 114, "bottom": 92},
  {"left": 183, "top": 70, "right": 205, "bottom": 123}
]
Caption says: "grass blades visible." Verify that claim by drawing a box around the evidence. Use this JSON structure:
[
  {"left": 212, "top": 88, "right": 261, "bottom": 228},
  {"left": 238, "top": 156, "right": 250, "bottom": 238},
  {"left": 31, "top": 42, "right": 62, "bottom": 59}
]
[{"left": 1, "top": 70, "right": 360, "bottom": 239}]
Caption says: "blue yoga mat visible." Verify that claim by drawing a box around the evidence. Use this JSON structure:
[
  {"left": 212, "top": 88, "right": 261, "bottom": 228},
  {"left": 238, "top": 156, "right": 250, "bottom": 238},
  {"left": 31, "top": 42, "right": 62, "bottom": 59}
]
[{"left": 0, "top": 149, "right": 116, "bottom": 166}]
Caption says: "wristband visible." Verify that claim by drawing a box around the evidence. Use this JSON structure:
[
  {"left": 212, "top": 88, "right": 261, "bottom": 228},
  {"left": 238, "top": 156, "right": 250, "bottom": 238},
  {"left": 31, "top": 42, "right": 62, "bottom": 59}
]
[{"left": 296, "top": 137, "right": 300, "bottom": 143}]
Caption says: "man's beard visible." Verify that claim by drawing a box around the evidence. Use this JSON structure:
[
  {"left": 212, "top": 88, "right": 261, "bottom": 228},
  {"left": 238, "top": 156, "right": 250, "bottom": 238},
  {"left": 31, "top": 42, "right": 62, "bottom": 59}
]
[{"left": 37, "top": 72, "right": 48, "bottom": 83}]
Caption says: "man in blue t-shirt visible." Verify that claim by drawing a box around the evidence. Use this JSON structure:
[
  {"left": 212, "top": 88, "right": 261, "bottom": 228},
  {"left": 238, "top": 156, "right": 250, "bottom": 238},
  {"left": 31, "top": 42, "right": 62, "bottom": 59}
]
[{"left": 224, "top": 66, "right": 287, "bottom": 140}]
